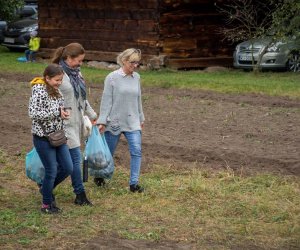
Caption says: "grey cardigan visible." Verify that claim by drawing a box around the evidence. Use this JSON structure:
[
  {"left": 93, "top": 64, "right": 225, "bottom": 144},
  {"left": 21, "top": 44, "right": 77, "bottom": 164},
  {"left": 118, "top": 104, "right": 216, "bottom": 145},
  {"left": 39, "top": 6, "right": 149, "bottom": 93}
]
[
  {"left": 97, "top": 68, "right": 145, "bottom": 135},
  {"left": 59, "top": 73, "right": 97, "bottom": 148}
]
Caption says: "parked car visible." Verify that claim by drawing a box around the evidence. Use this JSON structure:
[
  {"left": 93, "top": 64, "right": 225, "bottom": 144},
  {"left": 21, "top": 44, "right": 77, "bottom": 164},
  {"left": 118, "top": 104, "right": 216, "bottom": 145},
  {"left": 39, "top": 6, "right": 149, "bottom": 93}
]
[
  {"left": 233, "top": 34, "right": 300, "bottom": 72},
  {"left": 16, "top": 4, "right": 38, "bottom": 19},
  {"left": 1, "top": 13, "right": 38, "bottom": 51}
]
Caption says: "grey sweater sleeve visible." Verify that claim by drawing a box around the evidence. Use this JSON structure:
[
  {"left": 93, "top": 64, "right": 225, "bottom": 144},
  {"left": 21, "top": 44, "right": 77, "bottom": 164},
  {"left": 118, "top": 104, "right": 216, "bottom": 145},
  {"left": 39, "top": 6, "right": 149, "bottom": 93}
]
[
  {"left": 138, "top": 79, "right": 145, "bottom": 122},
  {"left": 84, "top": 100, "right": 97, "bottom": 120},
  {"left": 97, "top": 74, "right": 113, "bottom": 125}
]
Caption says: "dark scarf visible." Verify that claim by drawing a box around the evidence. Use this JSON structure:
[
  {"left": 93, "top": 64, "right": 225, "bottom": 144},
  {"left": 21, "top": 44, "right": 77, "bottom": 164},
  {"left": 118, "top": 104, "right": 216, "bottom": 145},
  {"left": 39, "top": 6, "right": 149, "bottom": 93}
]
[{"left": 60, "top": 59, "right": 86, "bottom": 100}]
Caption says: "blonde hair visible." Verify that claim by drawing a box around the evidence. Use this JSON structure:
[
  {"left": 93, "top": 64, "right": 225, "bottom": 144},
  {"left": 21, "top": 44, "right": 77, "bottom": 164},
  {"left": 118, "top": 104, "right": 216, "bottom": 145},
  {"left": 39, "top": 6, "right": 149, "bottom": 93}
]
[
  {"left": 117, "top": 48, "right": 141, "bottom": 66},
  {"left": 52, "top": 42, "right": 85, "bottom": 64}
]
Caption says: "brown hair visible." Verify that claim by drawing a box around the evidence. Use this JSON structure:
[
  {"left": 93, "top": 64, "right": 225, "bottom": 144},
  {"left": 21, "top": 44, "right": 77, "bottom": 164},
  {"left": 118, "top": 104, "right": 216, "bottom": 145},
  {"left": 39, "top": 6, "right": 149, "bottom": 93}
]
[
  {"left": 51, "top": 42, "right": 85, "bottom": 64},
  {"left": 43, "top": 64, "right": 64, "bottom": 98}
]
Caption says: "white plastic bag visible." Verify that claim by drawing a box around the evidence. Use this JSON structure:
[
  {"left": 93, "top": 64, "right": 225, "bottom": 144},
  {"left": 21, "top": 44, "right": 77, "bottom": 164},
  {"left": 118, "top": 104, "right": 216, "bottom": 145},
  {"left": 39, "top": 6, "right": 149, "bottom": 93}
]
[{"left": 82, "top": 114, "right": 92, "bottom": 138}]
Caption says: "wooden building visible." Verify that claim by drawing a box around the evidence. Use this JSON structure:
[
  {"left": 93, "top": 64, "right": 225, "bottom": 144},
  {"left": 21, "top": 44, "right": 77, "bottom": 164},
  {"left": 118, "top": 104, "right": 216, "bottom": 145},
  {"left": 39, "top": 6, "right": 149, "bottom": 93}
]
[{"left": 38, "top": 0, "right": 233, "bottom": 69}]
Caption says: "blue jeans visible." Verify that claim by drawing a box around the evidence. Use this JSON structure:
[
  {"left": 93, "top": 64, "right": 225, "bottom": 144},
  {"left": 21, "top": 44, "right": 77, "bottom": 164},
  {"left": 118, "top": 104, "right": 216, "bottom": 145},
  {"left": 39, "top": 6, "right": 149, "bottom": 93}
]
[
  {"left": 69, "top": 147, "right": 85, "bottom": 194},
  {"left": 33, "top": 135, "right": 73, "bottom": 206},
  {"left": 25, "top": 50, "right": 37, "bottom": 62},
  {"left": 105, "top": 130, "right": 142, "bottom": 185}
]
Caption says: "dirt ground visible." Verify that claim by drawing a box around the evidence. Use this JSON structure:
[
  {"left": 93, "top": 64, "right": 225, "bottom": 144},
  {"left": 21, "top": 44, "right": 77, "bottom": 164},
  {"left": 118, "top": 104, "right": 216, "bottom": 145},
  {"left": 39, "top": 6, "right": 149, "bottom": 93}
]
[{"left": 0, "top": 71, "right": 299, "bottom": 249}]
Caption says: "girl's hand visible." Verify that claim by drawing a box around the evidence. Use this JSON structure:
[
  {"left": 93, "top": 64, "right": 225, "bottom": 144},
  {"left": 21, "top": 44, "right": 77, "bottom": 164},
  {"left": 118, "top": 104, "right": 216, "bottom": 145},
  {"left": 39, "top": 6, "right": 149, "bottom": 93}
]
[
  {"left": 98, "top": 124, "right": 106, "bottom": 133},
  {"left": 60, "top": 107, "right": 70, "bottom": 120},
  {"left": 141, "top": 122, "right": 144, "bottom": 130}
]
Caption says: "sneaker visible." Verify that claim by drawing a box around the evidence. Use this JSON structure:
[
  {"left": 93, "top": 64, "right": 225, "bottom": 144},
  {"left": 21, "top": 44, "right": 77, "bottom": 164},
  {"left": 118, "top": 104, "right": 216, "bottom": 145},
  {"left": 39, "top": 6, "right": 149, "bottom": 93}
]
[
  {"left": 38, "top": 185, "right": 56, "bottom": 207},
  {"left": 74, "top": 191, "right": 93, "bottom": 206},
  {"left": 41, "top": 204, "right": 61, "bottom": 214},
  {"left": 94, "top": 177, "right": 106, "bottom": 187},
  {"left": 130, "top": 184, "right": 144, "bottom": 193}
]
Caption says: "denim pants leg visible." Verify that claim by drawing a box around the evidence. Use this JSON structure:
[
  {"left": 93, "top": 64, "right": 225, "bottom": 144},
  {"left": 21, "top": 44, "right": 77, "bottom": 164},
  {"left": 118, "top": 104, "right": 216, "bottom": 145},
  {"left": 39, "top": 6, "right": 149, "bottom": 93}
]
[
  {"left": 33, "top": 136, "right": 73, "bottom": 205},
  {"left": 25, "top": 49, "right": 30, "bottom": 61},
  {"left": 104, "top": 131, "right": 121, "bottom": 156},
  {"left": 30, "top": 51, "right": 36, "bottom": 62},
  {"left": 123, "top": 131, "right": 142, "bottom": 185},
  {"left": 69, "top": 147, "right": 84, "bottom": 194}
]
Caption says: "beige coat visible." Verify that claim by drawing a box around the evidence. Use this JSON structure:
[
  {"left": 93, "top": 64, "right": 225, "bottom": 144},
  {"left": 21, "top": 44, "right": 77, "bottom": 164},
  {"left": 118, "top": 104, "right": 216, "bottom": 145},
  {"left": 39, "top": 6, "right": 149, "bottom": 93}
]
[{"left": 59, "top": 73, "right": 97, "bottom": 149}]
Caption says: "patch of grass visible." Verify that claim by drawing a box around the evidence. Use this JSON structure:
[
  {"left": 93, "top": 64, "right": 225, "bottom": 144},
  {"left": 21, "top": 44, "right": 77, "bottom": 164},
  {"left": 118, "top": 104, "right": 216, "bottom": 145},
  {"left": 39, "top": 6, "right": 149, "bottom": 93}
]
[
  {"left": 0, "top": 150, "right": 299, "bottom": 249},
  {"left": 0, "top": 46, "right": 299, "bottom": 98}
]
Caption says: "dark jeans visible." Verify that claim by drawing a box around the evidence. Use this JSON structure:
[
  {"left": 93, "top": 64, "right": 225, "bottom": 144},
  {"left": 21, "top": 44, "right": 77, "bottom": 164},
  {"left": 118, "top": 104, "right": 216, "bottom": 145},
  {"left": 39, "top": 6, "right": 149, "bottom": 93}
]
[
  {"left": 33, "top": 135, "right": 73, "bottom": 205},
  {"left": 69, "top": 147, "right": 85, "bottom": 195},
  {"left": 25, "top": 50, "right": 37, "bottom": 62}
]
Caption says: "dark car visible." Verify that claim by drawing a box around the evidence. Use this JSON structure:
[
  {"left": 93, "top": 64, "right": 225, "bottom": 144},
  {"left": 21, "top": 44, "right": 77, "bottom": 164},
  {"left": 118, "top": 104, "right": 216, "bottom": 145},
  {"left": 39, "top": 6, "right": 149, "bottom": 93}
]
[
  {"left": 0, "top": 3, "right": 37, "bottom": 44},
  {"left": 2, "top": 13, "right": 38, "bottom": 51},
  {"left": 16, "top": 3, "right": 38, "bottom": 18}
]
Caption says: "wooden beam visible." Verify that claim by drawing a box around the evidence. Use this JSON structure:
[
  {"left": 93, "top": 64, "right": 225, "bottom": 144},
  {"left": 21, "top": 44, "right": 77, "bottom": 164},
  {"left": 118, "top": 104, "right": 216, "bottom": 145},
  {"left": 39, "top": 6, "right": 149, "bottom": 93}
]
[
  {"left": 37, "top": 48, "right": 167, "bottom": 66},
  {"left": 166, "top": 57, "right": 233, "bottom": 69}
]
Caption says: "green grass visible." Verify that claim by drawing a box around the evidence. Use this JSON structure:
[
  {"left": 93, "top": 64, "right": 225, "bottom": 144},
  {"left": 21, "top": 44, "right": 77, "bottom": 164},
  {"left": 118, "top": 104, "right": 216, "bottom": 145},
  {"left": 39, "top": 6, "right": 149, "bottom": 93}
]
[
  {"left": 0, "top": 46, "right": 299, "bottom": 98},
  {"left": 0, "top": 154, "right": 299, "bottom": 249}
]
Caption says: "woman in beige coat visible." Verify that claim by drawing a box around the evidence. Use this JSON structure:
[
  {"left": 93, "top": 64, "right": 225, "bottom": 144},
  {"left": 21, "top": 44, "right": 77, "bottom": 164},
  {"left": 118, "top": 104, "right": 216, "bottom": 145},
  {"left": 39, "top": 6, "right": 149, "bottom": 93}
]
[{"left": 52, "top": 43, "right": 97, "bottom": 206}]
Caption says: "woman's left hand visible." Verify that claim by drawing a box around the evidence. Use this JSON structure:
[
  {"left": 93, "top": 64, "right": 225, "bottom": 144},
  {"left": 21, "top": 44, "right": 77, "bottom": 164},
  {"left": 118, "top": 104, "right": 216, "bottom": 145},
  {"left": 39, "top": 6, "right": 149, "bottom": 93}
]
[{"left": 60, "top": 107, "right": 70, "bottom": 120}]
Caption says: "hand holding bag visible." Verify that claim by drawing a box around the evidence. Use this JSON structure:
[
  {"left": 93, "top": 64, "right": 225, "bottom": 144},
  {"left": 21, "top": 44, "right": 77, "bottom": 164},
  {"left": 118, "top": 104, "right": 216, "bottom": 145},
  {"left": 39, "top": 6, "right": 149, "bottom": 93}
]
[
  {"left": 82, "top": 112, "right": 92, "bottom": 138},
  {"left": 84, "top": 126, "right": 114, "bottom": 180}
]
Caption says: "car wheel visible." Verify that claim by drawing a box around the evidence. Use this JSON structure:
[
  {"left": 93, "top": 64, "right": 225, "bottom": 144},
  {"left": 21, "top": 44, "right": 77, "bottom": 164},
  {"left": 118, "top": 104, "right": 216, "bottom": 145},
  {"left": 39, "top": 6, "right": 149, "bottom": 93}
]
[{"left": 287, "top": 52, "right": 300, "bottom": 72}]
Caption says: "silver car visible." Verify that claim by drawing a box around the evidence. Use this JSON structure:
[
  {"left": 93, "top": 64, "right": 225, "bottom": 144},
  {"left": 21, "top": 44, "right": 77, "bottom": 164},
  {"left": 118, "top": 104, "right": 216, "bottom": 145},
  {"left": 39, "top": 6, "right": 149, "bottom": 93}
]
[{"left": 233, "top": 35, "right": 300, "bottom": 72}]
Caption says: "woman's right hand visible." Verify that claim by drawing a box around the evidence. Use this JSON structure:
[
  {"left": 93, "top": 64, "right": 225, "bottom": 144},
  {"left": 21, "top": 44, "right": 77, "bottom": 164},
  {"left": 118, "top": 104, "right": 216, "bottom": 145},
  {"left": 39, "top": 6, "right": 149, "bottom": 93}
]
[{"left": 98, "top": 124, "right": 106, "bottom": 134}]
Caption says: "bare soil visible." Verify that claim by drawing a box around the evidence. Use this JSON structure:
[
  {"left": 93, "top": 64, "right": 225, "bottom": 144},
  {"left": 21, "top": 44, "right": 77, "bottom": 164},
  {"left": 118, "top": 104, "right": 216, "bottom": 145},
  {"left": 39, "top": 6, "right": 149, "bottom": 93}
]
[{"left": 0, "top": 71, "right": 299, "bottom": 249}]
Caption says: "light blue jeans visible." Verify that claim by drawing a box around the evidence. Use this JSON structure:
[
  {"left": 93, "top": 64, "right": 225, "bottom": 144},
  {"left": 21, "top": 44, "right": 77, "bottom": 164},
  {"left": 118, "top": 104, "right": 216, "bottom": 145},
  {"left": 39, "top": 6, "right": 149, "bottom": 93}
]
[
  {"left": 33, "top": 135, "right": 73, "bottom": 206},
  {"left": 105, "top": 130, "right": 142, "bottom": 185},
  {"left": 69, "top": 147, "right": 85, "bottom": 195}
]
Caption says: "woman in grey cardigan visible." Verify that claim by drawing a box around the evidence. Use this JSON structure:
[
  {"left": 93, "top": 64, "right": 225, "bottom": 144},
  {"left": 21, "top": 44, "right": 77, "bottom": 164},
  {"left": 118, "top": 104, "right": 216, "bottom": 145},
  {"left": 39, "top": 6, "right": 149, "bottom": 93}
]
[
  {"left": 96, "top": 48, "right": 145, "bottom": 193},
  {"left": 52, "top": 43, "right": 97, "bottom": 205}
]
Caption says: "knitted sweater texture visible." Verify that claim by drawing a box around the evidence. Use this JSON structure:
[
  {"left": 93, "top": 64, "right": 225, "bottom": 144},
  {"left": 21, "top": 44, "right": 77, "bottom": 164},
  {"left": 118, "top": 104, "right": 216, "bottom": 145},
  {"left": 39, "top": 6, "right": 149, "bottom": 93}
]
[{"left": 97, "top": 68, "right": 145, "bottom": 135}]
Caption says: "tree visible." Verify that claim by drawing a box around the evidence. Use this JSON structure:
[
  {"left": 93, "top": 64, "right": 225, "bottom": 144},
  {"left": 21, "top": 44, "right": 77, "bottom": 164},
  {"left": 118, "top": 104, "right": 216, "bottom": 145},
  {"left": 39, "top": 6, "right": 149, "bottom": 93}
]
[
  {"left": 0, "top": 0, "right": 25, "bottom": 22},
  {"left": 215, "top": 0, "right": 275, "bottom": 44},
  {"left": 270, "top": 0, "right": 300, "bottom": 38},
  {"left": 216, "top": 0, "right": 299, "bottom": 71}
]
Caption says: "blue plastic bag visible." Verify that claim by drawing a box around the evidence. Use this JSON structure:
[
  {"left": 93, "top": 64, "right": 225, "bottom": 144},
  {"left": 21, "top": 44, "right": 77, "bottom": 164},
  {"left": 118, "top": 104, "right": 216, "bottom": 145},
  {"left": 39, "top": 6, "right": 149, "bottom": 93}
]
[
  {"left": 17, "top": 56, "right": 28, "bottom": 62},
  {"left": 25, "top": 147, "right": 44, "bottom": 184},
  {"left": 84, "top": 126, "right": 114, "bottom": 179}
]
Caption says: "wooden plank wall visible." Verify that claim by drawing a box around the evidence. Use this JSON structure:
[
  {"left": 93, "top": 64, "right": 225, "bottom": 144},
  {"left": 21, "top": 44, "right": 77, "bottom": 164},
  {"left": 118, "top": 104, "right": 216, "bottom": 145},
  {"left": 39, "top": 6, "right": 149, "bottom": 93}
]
[
  {"left": 159, "top": 0, "right": 233, "bottom": 68},
  {"left": 38, "top": 0, "right": 233, "bottom": 68},
  {"left": 38, "top": 0, "right": 161, "bottom": 62}
]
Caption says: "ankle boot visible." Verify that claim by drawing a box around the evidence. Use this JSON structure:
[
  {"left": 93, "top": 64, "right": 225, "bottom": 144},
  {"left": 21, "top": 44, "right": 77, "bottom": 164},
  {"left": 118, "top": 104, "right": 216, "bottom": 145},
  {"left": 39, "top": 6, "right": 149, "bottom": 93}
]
[{"left": 74, "top": 191, "right": 93, "bottom": 206}]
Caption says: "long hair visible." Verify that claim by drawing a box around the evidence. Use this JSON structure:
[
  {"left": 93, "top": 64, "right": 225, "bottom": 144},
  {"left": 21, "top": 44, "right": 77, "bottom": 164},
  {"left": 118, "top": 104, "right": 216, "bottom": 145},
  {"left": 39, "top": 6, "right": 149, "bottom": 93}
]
[
  {"left": 43, "top": 64, "right": 64, "bottom": 98},
  {"left": 52, "top": 42, "right": 85, "bottom": 64}
]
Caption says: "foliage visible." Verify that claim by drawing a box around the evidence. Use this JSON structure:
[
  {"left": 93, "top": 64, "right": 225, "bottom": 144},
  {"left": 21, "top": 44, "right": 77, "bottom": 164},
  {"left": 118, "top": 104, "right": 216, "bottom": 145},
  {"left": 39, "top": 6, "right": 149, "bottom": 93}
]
[
  {"left": 215, "top": 0, "right": 276, "bottom": 44},
  {"left": 216, "top": 0, "right": 300, "bottom": 72},
  {"left": 0, "top": 0, "right": 25, "bottom": 22},
  {"left": 216, "top": 0, "right": 300, "bottom": 44},
  {"left": 270, "top": 0, "right": 300, "bottom": 39}
]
